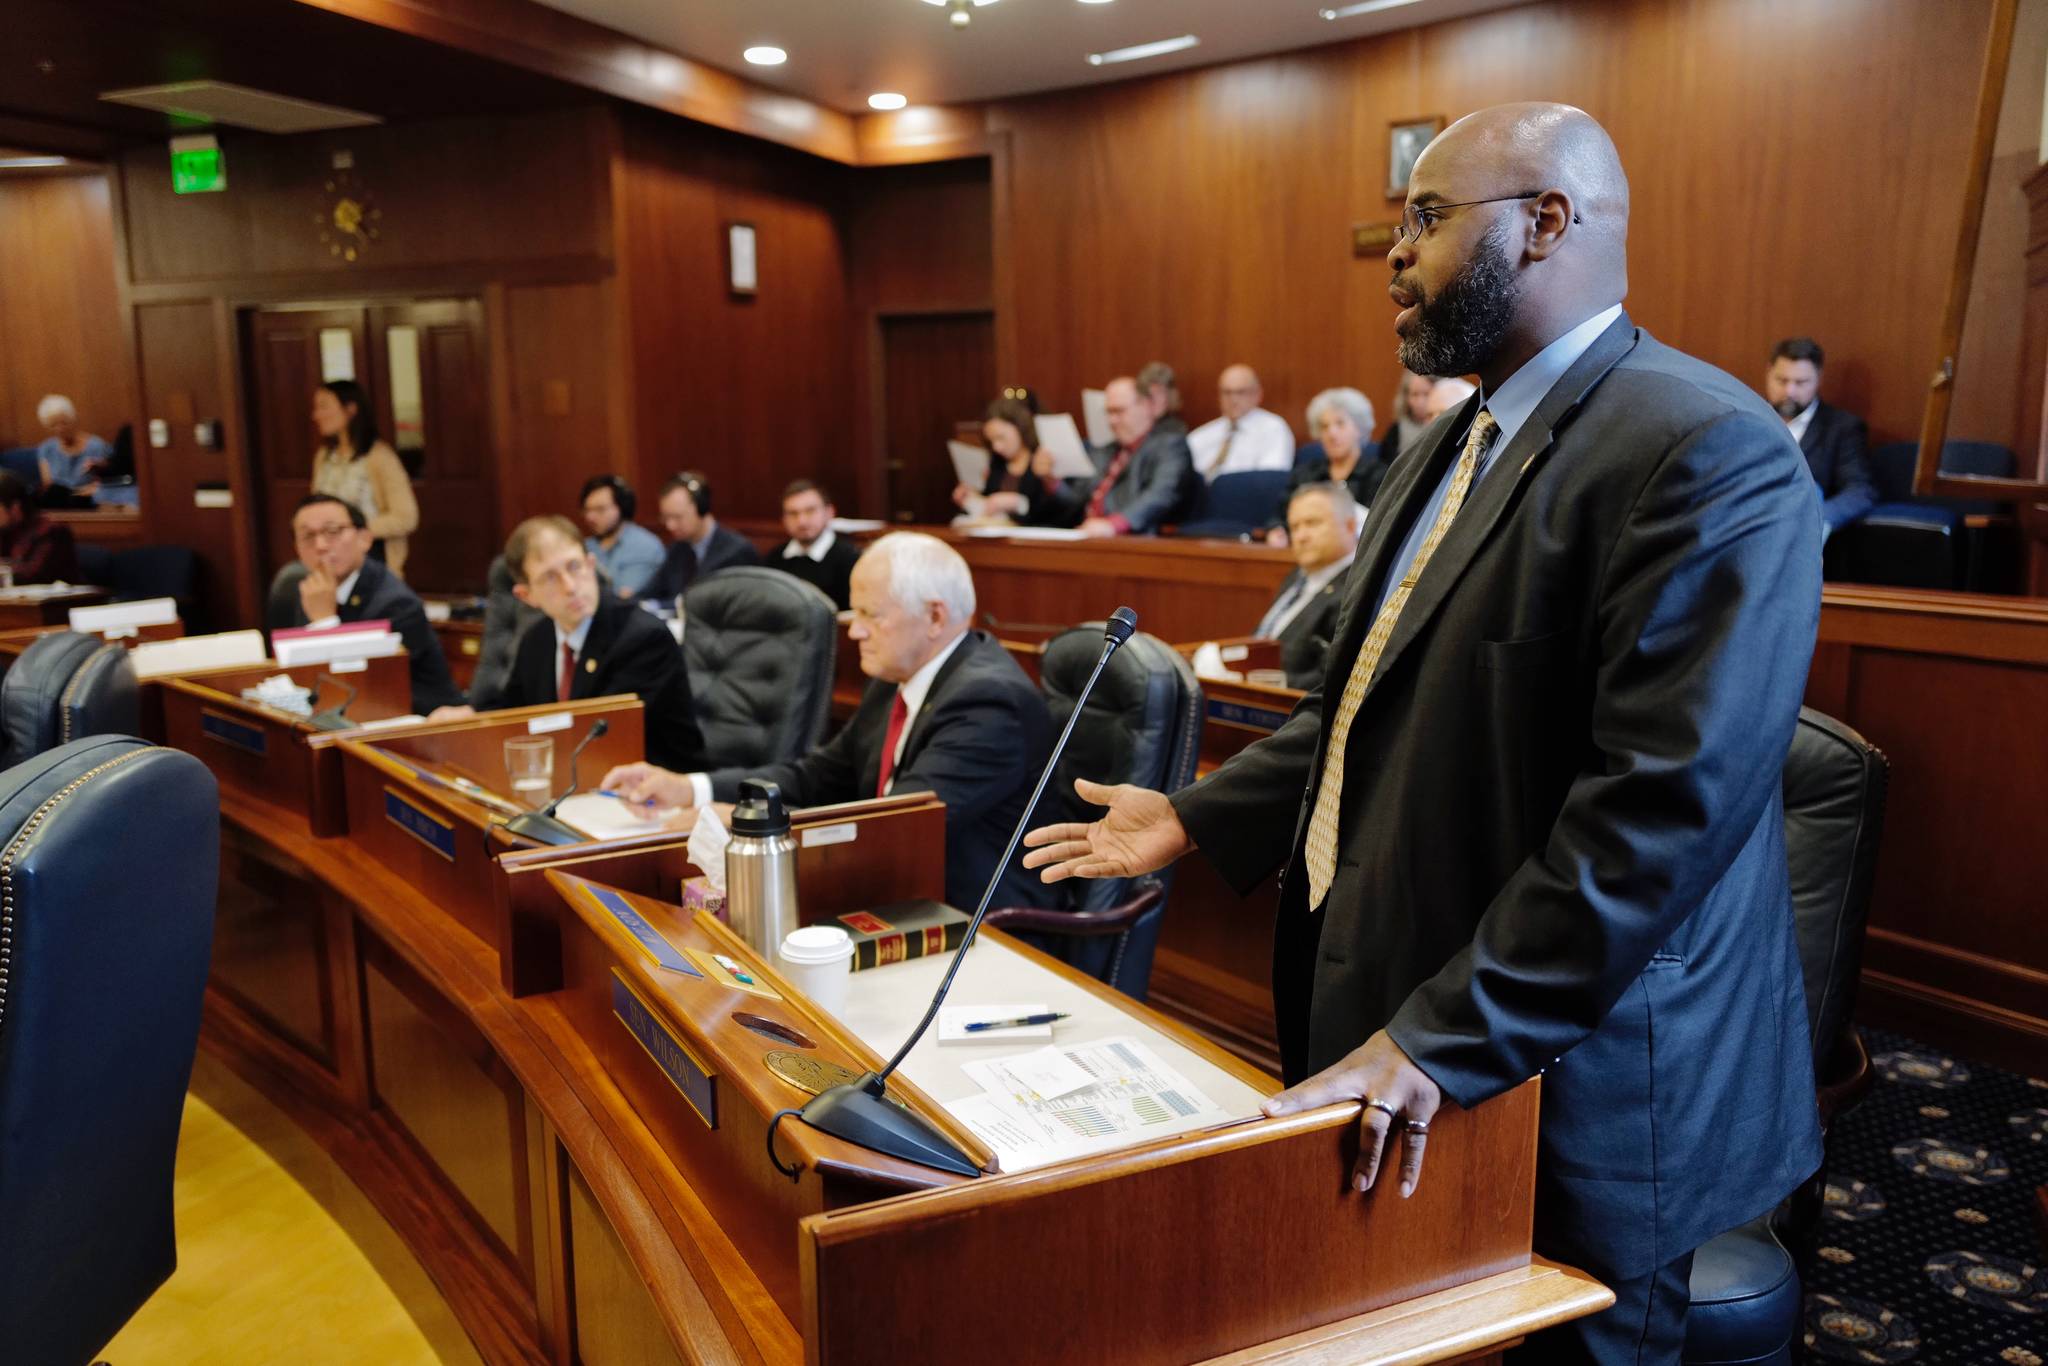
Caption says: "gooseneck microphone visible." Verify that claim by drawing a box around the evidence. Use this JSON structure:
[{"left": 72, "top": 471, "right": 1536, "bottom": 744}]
[
  {"left": 503, "top": 717, "right": 610, "bottom": 847},
  {"left": 795, "top": 607, "right": 1140, "bottom": 1176}
]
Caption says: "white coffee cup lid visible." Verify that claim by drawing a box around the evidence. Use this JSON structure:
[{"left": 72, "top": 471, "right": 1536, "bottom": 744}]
[{"left": 780, "top": 925, "right": 853, "bottom": 964}]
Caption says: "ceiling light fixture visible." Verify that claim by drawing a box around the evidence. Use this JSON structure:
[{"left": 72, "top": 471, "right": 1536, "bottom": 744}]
[
  {"left": 0, "top": 156, "right": 70, "bottom": 169},
  {"left": 743, "top": 45, "right": 788, "bottom": 65},
  {"left": 1087, "top": 34, "right": 1200, "bottom": 66},
  {"left": 922, "top": 0, "right": 998, "bottom": 28},
  {"left": 1320, "top": 0, "right": 1428, "bottom": 19},
  {"left": 868, "top": 92, "right": 909, "bottom": 111}
]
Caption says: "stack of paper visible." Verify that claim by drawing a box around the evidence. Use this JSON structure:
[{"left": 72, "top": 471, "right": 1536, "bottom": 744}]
[
  {"left": 273, "top": 621, "right": 402, "bottom": 669},
  {"left": 129, "top": 630, "right": 268, "bottom": 678},
  {"left": 944, "top": 1035, "right": 1229, "bottom": 1173}
]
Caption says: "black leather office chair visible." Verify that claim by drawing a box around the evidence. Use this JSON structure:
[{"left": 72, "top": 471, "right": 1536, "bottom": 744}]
[
  {"left": 682, "top": 566, "right": 837, "bottom": 770},
  {"left": 266, "top": 559, "right": 309, "bottom": 629},
  {"left": 986, "top": 625, "right": 1204, "bottom": 999},
  {"left": 0, "top": 735, "right": 219, "bottom": 1365},
  {"left": 469, "top": 553, "right": 544, "bottom": 710},
  {"left": 1684, "top": 707, "right": 1889, "bottom": 1366},
  {"left": 1, "top": 631, "right": 140, "bottom": 767}
]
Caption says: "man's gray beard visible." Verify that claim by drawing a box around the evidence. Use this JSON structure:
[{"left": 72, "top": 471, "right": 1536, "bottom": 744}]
[
  {"left": 1773, "top": 398, "right": 1806, "bottom": 420},
  {"left": 1395, "top": 221, "right": 1519, "bottom": 379}
]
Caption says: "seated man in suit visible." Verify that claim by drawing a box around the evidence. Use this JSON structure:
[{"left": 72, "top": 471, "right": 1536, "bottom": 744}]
[
  {"left": 1041, "top": 376, "right": 1198, "bottom": 538},
  {"left": 642, "top": 471, "right": 761, "bottom": 604},
  {"left": 269, "top": 493, "right": 462, "bottom": 715},
  {"left": 1187, "top": 364, "right": 1296, "bottom": 481},
  {"left": 430, "top": 516, "right": 704, "bottom": 771},
  {"left": 603, "top": 531, "right": 1053, "bottom": 911},
  {"left": 769, "top": 478, "right": 860, "bottom": 609},
  {"left": 1254, "top": 482, "right": 1359, "bottom": 689},
  {"left": 1765, "top": 336, "right": 1875, "bottom": 538}
]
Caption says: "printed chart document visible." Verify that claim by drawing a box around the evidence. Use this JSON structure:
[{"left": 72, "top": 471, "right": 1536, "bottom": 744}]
[
  {"left": 1033, "top": 413, "right": 1099, "bottom": 478},
  {"left": 946, "top": 440, "right": 990, "bottom": 491},
  {"left": 948, "top": 1035, "right": 1230, "bottom": 1172}
]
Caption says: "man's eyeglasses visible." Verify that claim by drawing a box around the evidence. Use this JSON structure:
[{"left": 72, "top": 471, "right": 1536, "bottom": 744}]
[
  {"left": 294, "top": 524, "right": 356, "bottom": 545},
  {"left": 1398, "top": 191, "right": 1581, "bottom": 245}
]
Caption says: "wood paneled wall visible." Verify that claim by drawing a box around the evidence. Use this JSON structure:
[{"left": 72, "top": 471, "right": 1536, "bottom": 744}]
[
  {"left": 0, "top": 173, "right": 131, "bottom": 450},
  {"left": 612, "top": 110, "right": 855, "bottom": 516},
  {"left": 989, "top": 0, "right": 1993, "bottom": 450}
]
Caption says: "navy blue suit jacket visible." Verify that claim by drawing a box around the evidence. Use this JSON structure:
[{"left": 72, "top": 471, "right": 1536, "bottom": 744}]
[{"left": 1174, "top": 315, "right": 1824, "bottom": 1281}]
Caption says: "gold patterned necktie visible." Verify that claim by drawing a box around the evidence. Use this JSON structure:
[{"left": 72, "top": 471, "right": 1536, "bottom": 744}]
[{"left": 1301, "top": 408, "right": 1498, "bottom": 911}]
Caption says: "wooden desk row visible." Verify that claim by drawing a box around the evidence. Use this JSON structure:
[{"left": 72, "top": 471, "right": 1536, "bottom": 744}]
[{"left": 114, "top": 636, "right": 1606, "bottom": 1363}]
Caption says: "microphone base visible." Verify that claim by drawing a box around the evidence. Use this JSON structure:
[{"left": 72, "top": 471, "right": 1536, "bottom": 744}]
[
  {"left": 503, "top": 811, "right": 586, "bottom": 846},
  {"left": 306, "top": 711, "right": 354, "bottom": 731},
  {"left": 799, "top": 1074, "right": 982, "bottom": 1177}
]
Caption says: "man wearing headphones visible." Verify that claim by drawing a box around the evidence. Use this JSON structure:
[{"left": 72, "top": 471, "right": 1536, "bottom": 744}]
[
  {"left": 642, "top": 470, "right": 761, "bottom": 603},
  {"left": 579, "top": 474, "right": 665, "bottom": 599}
]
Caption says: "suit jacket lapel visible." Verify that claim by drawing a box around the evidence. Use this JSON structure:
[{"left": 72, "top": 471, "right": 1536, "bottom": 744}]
[
  {"left": 896, "top": 632, "right": 981, "bottom": 767},
  {"left": 340, "top": 559, "right": 380, "bottom": 621},
  {"left": 1357, "top": 313, "right": 1639, "bottom": 710},
  {"left": 1798, "top": 404, "right": 1824, "bottom": 458}
]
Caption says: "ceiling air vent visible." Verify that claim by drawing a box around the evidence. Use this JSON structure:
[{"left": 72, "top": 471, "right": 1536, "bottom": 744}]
[{"left": 98, "top": 81, "right": 381, "bottom": 135}]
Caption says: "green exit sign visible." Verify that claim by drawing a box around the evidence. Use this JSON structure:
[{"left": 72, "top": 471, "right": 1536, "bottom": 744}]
[{"left": 169, "top": 135, "right": 225, "bottom": 194}]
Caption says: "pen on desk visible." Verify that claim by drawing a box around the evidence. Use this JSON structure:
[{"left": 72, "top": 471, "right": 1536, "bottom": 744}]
[
  {"left": 596, "top": 788, "right": 658, "bottom": 807},
  {"left": 963, "top": 1012, "right": 1071, "bottom": 1032}
]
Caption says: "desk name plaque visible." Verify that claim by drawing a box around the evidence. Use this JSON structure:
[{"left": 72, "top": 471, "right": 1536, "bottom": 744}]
[
  {"left": 582, "top": 882, "right": 702, "bottom": 977},
  {"left": 611, "top": 970, "right": 717, "bottom": 1128},
  {"left": 384, "top": 787, "right": 457, "bottom": 861},
  {"left": 199, "top": 708, "right": 267, "bottom": 756},
  {"left": 1208, "top": 697, "right": 1292, "bottom": 732}
]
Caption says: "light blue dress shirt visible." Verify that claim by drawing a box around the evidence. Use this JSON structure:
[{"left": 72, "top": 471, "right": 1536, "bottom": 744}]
[
  {"left": 37, "top": 435, "right": 110, "bottom": 490},
  {"left": 1369, "top": 305, "right": 1625, "bottom": 623},
  {"left": 586, "top": 521, "right": 665, "bottom": 597}
]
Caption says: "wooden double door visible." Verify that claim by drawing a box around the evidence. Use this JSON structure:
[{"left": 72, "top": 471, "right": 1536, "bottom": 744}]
[{"left": 245, "top": 299, "right": 493, "bottom": 594}]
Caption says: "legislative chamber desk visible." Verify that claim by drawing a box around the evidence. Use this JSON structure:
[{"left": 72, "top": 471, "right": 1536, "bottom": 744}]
[{"left": 152, "top": 670, "right": 1609, "bottom": 1362}]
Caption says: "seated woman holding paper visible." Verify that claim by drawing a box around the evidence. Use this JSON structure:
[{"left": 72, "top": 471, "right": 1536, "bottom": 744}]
[{"left": 952, "top": 397, "right": 1057, "bottom": 524}]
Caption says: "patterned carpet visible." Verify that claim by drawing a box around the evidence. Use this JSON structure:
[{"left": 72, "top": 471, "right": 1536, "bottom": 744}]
[{"left": 1804, "top": 1029, "right": 2048, "bottom": 1363}]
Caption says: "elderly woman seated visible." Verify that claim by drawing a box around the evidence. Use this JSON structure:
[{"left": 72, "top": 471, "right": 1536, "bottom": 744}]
[
  {"left": 1270, "top": 386, "right": 1387, "bottom": 545},
  {"left": 35, "top": 394, "right": 111, "bottom": 494}
]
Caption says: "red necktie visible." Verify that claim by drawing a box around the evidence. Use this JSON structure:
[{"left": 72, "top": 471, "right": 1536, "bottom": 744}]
[
  {"left": 1086, "top": 447, "right": 1136, "bottom": 519},
  {"left": 875, "top": 691, "right": 910, "bottom": 796},
  {"left": 558, "top": 640, "right": 576, "bottom": 703}
]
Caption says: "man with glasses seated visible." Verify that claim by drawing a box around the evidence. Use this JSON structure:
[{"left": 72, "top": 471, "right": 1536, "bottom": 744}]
[
  {"left": 430, "top": 515, "right": 703, "bottom": 770},
  {"left": 270, "top": 493, "right": 463, "bottom": 715}
]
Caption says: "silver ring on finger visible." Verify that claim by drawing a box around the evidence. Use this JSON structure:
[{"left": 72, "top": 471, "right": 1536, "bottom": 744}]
[
  {"left": 1365, "top": 1098, "right": 1400, "bottom": 1121},
  {"left": 1403, "top": 1120, "right": 1429, "bottom": 1134}
]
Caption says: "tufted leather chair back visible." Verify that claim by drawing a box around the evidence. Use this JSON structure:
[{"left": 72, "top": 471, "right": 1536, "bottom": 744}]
[
  {"left": 1034, "top": 626, "right": 1205, "bottom": 997},
  {"left": 0, "top": 736, "right": 219, "bottom": 1364},
  {"left": 1, "top": 631, "right": 140, "bottom": 767},
  {"left": 683, "top": 568, "right": 838, "bottom": 770},
  {"left": 470, "top": 554, "right": 546, "bottom": 709}
]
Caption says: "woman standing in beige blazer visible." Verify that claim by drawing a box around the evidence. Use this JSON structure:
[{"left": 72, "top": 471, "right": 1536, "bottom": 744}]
[{"left": 309, "top": 379, "right": 418, "bottom": 578}]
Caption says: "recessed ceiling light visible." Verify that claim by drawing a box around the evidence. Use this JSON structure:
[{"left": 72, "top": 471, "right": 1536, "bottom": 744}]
[
  {"left": 1320, "top": 0, "right": 1427, "bottom": 18},
  {"left": 0, "top": 156, "right": 70, "bottom": 169},
  {"left": 1087, "top": 34, "right": 1200, "bottom": 66},
  {"left": 1077, "top": 0, "right": 1115, "bottom": 5},
  {"left": 743, "top": 46, "right": 788, "bottom": 66},
  {"left": 920, "top": 0, "right": 999, "bottom": 6},
  {"left": 868, "top": 92, "right": 909, "bottom": 111}
]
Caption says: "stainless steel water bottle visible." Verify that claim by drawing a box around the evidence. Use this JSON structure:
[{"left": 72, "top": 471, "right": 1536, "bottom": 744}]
[{"left": 724, "top": 778, "right": 798, "bottom": 957}]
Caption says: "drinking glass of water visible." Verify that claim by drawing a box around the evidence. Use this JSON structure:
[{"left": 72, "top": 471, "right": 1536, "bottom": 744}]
[{"left": 503, "top": 736, "right": 555, "bottom": 809}]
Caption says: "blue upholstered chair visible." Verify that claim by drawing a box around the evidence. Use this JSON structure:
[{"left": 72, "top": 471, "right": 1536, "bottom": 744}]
[
  {"left": 986, "top": 625, "right": 1204, "bottom": 999},
  {"left": 1172, "top": 469, "right": 1294, "bottom": 540},
  {"left": 1828, "top": 441, "right": 2019, "bottom": 591},
  {"left": 0, "top": 736, "right": 219, "bottom": 1364},
  {"left": 0, "top": 446, "right": 42, "bottom": 489},
  {"left": 1, "top": 631, "right": 139, "bottom": 768}
]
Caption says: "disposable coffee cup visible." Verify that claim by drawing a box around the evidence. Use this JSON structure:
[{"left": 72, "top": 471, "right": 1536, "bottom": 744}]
[{"left": 779, "top": 925, "right": 854, "bottom": 1016}]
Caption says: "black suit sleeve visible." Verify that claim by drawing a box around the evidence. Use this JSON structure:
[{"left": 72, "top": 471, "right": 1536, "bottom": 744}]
[
  {"left": 1115, "top": 439, "right": 1196, "bottom": 533},
  {"left": 885, "top": 684, "right": 1037, "bottom": 825},
  {"left": 1819, "top": 411, "right": 1876, "bottom": 532},
  {"left": 1172, "top": 684, "right": 1328, "bottom": 893},
  {"left": 389, "top": 596, "right": 464, "bottom": 713},
  {"left": 1384, "top": 409, "right": 1822, "bottom": 1108},
  {"left": 706, "top": 689, "right": 875, "bottom": 805}
]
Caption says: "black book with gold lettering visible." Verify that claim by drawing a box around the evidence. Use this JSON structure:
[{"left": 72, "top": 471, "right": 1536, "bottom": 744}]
[{"left": 832, "top": 900, "right": 970, "bottom": 972}]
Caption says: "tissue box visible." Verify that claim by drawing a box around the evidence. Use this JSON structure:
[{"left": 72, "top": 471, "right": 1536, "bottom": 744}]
[{"left": 682, "top": 876, "right": 725, "bottom": 921}]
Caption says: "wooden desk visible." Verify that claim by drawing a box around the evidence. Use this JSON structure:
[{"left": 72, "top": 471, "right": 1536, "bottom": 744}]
[
  {"left": 174, "top": 693, "right": 1607, "bottom": 1363},
  {"left": 428, "top": 613, "right": 485, "bottom": 693},
  {"left": 158, "top": 655, "right": 415, "bottom": 837},
  {"left": 0, "top": 585, "right": 108, "bottom": 627},
  {"left": 736, "top": 521, "right": 1295, "bottom": 647}
]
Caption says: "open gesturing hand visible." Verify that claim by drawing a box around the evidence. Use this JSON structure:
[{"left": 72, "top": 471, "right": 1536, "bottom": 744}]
[
  {"left": 1262, "top": 1030, "right": 1443, "bottom": 1198},
  {"left": 1020, "top": 778, "right": 1194, "bottom": 883}
]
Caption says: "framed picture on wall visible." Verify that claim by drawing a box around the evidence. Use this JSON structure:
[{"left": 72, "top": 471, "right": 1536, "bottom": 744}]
[
  {"left": 726, "top": 221, "right": 758, "bottom": 296},
  {"left": 1387, "top": 117, "right": 1444, "bottom": 199}
]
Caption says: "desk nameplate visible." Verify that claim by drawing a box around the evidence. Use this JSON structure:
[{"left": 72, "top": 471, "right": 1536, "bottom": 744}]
[
  {"left": 199, "top": 707, "right": 268, "bottom": 756},
  {"left": 384, "top": 786, "right": 457, "bottom": 862},
  {"left": 1208, "top": 697, "right": 1291, "bottom": 733},
  {"left": 611, "top": 969, "right": 717, "bottom": 1128},
  {"left": 580, "top": 881, "right": 702, "bottom": 977}
]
